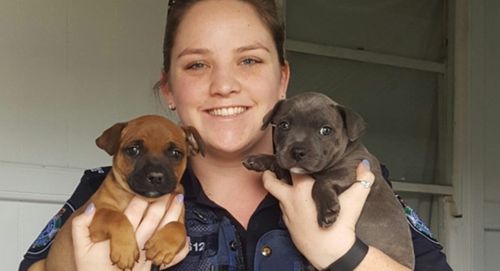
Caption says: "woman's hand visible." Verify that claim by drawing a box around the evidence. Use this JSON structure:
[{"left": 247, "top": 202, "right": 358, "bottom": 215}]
[
  {"left": 262, "top": 160, "right": 375, "bottom": 270},
  {"left": 72, "top": 194, "right": 189, "bottom": 271}
]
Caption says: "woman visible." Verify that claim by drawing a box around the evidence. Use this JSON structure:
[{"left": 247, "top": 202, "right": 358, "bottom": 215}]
[{"left": 20, "top": 0, "right": 452, "bottom": 270}]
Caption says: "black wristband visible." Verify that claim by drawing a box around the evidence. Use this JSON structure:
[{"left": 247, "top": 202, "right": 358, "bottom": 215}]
[{"left": 325, "top": 237, "right": 369, "bottom": 271}]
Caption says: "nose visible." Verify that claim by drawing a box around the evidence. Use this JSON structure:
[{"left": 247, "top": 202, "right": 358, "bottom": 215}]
[
  {"left": 209, "top": 65, "right": 241, "bottom": 96},
  {"left": 147, "top": 172, "right": 164, "bottom": 185},
  {"left": 291, "top": 147, "right": 306, "bottom": 162}
]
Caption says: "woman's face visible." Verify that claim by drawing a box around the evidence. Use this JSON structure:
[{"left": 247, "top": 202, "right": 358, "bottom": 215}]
[{"left": 162, "top": 0, "right": 289, "bottom": 158}]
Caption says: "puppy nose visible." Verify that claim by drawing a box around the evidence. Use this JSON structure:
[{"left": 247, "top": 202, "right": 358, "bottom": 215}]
[
  {"left": 291, "top": 147, "right": 306, "bottom": 161},
  {"left": 147, "top": 172, "right": 164, "bottom": 185}
]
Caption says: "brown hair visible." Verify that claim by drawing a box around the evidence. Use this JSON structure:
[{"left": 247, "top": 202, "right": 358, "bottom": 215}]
[{"left": 162, "top": 0, "right": 286, "bottom": 73}]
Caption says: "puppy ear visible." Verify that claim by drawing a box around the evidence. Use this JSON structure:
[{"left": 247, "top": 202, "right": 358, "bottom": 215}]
[
  {"left": 337, "top": 105, "right": 366, "bottom": 141},
  {"left": 95, "top": 122, "right": 127, "bottom": 155},
  {"left": 262, "top": 100, "right": 285, "bottom": 130},
  {"left": 182, "top": 126, "right": 205, "bottom": 157}
]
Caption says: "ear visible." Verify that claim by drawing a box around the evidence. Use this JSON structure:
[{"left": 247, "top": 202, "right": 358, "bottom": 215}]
[
  {"left": 337, "top": 105, "right": 366, "bottom": 141},
  {"left": 278, "top": 61, "right": 291, "bottom": 98},
  {"left": 95, "top": 122, "right": 127, "bottom": 155},
  {"left": 261, "top": 100, "right": 285, "bottom": 130},
  {"left": 182, "top": 126, "right": 205, "bottom": 157},
  {"left": 160, "top": 71, "right": 176, "bottom": 108}
]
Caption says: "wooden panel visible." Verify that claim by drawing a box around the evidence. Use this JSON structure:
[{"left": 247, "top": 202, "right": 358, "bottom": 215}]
[
  {"left": 485, "top": 201, "right": 500, "bottom": 231},
  {"left": 485, "top": 231, "right": 500, "bottom": 271},
  {"left": 0, "top": 201, "right": 20, "bottom": 271}
]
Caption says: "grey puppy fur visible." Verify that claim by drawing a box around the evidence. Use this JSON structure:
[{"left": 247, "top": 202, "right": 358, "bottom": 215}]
[{"left": 243, "top": 92, "right": 414, "bottom": 269}]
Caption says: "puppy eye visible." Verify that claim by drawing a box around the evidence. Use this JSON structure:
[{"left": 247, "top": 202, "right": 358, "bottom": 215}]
[
  {"left": 278, "top": 121, "right": 290, "bottom": 130},
  {"left": 319, "top": 126, "right": 333, "bottom": 136},
  {"left": 125, "top": 145, "right": 141, "bottom": 157},
  {"left": 168, "top": 148, "right": 184, "bottom": 161}
]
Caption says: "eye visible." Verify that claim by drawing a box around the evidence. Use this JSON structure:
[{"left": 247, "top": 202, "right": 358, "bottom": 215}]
[
  {"left": 125, "top": 144, "right": 141, "bottom": 157},
  {"left": 240, "top": 58, "right": 260, "bottom": 65},
  {"left": 186, "top": 61, "right": 207, "bottom": 70},
  {"left": 278, "top": 121, "right": 290, "bottom": 131},
  {"left": 319, "top": 126, "right": 333, "bottom": 136},
  {"left": 168, "top": 148, "right": 184, "bottom": 161}
]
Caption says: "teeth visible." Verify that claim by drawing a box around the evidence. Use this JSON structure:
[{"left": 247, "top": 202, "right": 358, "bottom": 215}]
[{"left": 209, "top": 107, "right": 246, "bottom": 117}]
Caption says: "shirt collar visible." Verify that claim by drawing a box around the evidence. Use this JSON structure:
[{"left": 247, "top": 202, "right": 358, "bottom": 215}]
[{"left": 181, "top": 166, "right": 279, "bottom": 211}]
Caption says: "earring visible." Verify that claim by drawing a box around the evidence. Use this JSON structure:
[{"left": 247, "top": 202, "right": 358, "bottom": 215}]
[{"left": 168, "top": 104, "right": 176, "bottom": 111}]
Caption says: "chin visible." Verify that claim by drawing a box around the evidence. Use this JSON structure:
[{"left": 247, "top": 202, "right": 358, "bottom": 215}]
[{"left": 203, "top": 126, "right": 271, "bottom": 155}]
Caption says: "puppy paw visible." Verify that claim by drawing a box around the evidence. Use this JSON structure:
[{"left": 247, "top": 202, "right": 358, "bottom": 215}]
[
  {"left": 110, "top": 237, "right": 140, "bottom": 270},
  {"left": 318, "top": 204, "right": 340, "bottom": 228},
  {"left": 242, "top": 154, "right": 274, "bottom": 172},
  {"left": 144, "top": 222, "right": 186, "bottom": 266},
  {"left": 242, "top": 156, "right": 266, "bottom": 171}
]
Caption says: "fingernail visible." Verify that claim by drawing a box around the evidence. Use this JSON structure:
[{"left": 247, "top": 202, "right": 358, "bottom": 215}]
[
  {"left": 361, "top": 159, "right": 371, "bottom": 170},
  {"left": 176, "top": 194, "right": 184, "bottom": 203},
  {"left": 85, "top": 202, "right": 95, "bottom": 214}
]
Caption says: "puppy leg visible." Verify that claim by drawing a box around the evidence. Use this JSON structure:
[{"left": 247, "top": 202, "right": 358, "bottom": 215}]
[
  {"left": 242, "top": 154, "right": 276, "bottom": 172},
  {"left": 242, "top": 154, "right": 291, "bottom": 182},
  {"left": 144, "top": 221, "right": 186, "bottom": 265},
  {"left": 27, "top": 259, "right": 46, "bottom": 271},
  {"left": 89, "top": 208, "right": 139, "bottom": 270},
  {"left": 312, "top": 181, "right": 341, "bottom": 228}
]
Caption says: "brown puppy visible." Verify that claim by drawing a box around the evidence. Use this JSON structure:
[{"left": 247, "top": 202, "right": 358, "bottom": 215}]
[
  {"left": 243, "top": 92, "right": 414, "bottom": 269},
  {"left": 42, "top": 115, "right": 204, "bottom": 271}
]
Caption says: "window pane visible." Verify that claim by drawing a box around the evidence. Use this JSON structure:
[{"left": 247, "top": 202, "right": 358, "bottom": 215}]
[{"left": 286, "top": 0, "right": 445, "bottom": 61}]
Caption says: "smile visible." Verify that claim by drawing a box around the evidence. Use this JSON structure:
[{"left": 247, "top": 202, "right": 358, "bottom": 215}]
[{"left": 207, "top": 106, "right": 248, "bottom": 117}]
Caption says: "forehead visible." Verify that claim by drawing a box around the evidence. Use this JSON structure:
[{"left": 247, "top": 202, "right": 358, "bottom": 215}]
[
  {"left": 121, "top": 118, "right": 186, "bottom": 148},
  {"left": 172, "top": 0, "right": 275, "bottom": 54},
  {"left": 278, "top": 97, "right": 342, "bottom": 124}
]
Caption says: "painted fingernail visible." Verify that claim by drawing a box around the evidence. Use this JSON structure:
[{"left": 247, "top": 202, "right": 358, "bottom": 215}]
[
  {"left": 361, "top": 159, "right": 371, "bottom": 169},
  {"left": 176, "top": 194, "right": 184, "bottom": 203},
  {"left": 85, "top": 202, "right": 95, "bottom": 214}
]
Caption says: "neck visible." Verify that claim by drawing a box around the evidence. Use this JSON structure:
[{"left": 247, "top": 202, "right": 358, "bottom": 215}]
[{"left": 189, "top": 146, "right": 272, "bottom": 229}]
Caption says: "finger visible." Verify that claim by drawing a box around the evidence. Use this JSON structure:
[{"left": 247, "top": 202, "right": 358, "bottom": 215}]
[
  {"left": 160, "top": 236, "right": 190, "bottom": 269},
  {"left": 124, "top": 196, "right": 149, "bottom": 231},
  {"left": 135, "top": 195, "right": 172, "bottom": 247},
  {"left": 289, "top": 173, "right": 316, "bottom": 199},
  {"left": 336, "top": 160, "right": 375, "bottom": 228},
  {"left": 262, "top": 170, "right": 291, "bottom": 202},
  {"left": 72, "top": 202, "right": 96, "bottom": 251},
  {"left": 289, "top": 172, "right": 313, "bottom": 185},
  {"left": 159, "top": 194, "right": 184, "bottom": 228},
  {"left": 356, "top": 159, "right": 375, "bottom": 185},
  {"left": 275, "top": 201, "right": 291, "bottom": 227}
]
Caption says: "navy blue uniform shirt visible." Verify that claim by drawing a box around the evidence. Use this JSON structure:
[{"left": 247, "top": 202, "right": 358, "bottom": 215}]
[{"left": 19, "top": 166, "right": 452, "bottom": 271}]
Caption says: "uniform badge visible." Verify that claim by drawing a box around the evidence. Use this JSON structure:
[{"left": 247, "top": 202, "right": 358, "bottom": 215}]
[
  {"left": 396, "top": 194, "right": 441, "bottom": 245},
  {"left": 27, "top": 203, "right": 74, "bottom": 255}
]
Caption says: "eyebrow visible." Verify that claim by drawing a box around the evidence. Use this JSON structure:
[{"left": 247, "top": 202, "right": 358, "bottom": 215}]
[
  {"left": 177, "top": 43, "right": 271, "bottom": 59},
  {"left": 235, "top": 43, "right": 270, "bottom": 53},
  {"left": 177, "top": 48, "right": 210, "bottom": 59}
]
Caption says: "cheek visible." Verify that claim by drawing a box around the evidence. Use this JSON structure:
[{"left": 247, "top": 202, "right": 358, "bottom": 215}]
[
  {"left": 175, "top": 159, "right": 188, "bottom": 180},
  {"left": 114, "top": 154, "right": 133, "bottom": 175},
  {"left": 170, "top": 83, "right": 207, "bottom": 122},
  {"left": 169, "top": 69, "right": 209, "bottom": 100},
  {"left": 242, "top": 65, "right": 283, "bottom": 94}
]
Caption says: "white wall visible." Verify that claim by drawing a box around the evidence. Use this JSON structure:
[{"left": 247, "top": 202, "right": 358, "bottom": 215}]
[{"left": 0, "top": 1, "right": 169, "bottom": 270}]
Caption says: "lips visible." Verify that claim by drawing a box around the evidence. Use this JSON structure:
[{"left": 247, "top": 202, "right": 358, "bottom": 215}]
[{"left": 207, "top": 106, "right": 248, "bottom": 117}]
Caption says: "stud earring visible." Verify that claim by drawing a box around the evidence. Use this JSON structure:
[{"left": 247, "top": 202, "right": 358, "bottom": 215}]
[{"left": 168, "top": 104, "right": 176, "bottom": 111}]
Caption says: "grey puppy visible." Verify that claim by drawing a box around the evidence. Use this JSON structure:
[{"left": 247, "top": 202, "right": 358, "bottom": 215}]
[{"left": 243, "top": 92, "right": 414, "bottom": 269}]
